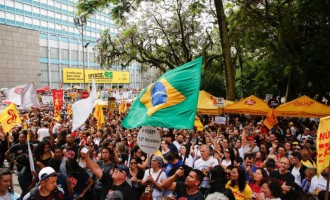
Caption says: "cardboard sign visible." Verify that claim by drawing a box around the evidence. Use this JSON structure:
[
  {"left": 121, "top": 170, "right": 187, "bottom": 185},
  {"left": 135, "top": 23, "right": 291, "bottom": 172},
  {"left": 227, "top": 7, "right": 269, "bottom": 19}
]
[
  {"left": 215, "top": 116, "right": 226, "bottom": 125},
  {"left": 137, "top": 126, "right": 161, "bottom": 154}
]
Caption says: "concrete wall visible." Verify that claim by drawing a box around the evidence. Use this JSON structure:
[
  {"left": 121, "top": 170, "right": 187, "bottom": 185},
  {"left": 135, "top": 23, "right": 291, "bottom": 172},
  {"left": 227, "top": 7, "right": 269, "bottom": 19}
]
[{"left": 0, "top": 24, "right": 41, "bottom": 88}]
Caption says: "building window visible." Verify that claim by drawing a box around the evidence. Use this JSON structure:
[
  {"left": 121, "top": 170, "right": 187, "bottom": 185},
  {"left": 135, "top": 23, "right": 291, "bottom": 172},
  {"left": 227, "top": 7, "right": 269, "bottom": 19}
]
[
  {"left": 50, "top": 48, "right": 59, "bottom": 59},
  {"left": 24, "top": 17, "right": 32, "bottom": 24},
  {"left": 33, "top": 18, "right": 40, "bottom": 26},
  {"left": 40, "top": 47, "right": 48, "bottom": 58},
  {"left": 71, "top": 50, "right": 78, "bottom": 60},
  {"left": 61, "top": 49, "right": 69, "bottom": 60},
  {"left": 48, "top": 0, "right": 55, "bottom": 7},
  {"left": 7, "top": 12, "right": 14, "bottom": 21},
  {"left": 41, "top": 20, "right": 47, "bottom": 28},
  {"left": 24, "top": 4, "right": 32, "bottom": 12},
  {"left": 89, "top": 53, "right": 95, "bottom": 62},
  {"left": 6, "top": 0, "right": 14, "bottom": 8},
  {"left": 16, "top": 14, "right": 24, "bottom": 23},
  {"left": 32, "top": 7, "right": 40, "bottom": 14},
  {"left": 15, "top": 2, "right": 23, "bottom": 10}
]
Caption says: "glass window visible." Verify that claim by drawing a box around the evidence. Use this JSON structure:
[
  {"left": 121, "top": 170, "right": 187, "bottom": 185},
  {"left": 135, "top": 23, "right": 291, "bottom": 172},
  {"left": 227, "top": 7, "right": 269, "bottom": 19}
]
[
  {"left": 33, "top": 18, "right": 40, "bottom": 25},
  {"left": 6, "top": 0, "right": 14, "bottom": 7},
  {"left": 41, "top": 63, "right": 48, "bottom": 71},
  {"left": 62, "top": 4, "right": 67, "bottom": 10},
  {"left": 89, "top": 53, "right": 95, "bottom": 62},
  {"left": 54, "top": 1, "right": 60, "bottom": 8},
  {"left": 49, "top": 22, "right": 55, "bottom": 29},
  {"left": 40, "top": 47, "right": 48, "bottom": 58},
  {"left": 0, "top": 11, "right": 4, "bottom": 19},
  {"left": 52, "top": 71, "right": 59, "bottom": 82},
  {"left": 15, "top": 2, "right": 23, "bottom": 10},
  {"left": 71, "top": 50, "right": 78, "bottom": 60},
  {"left": 24, "top": 17, "right": 32, "bottom": 24},
  {"left": 48, "top": 0, "right": 54, "bottom": 7},
  {"left": 7, "top": 12, "right": 15, "bottom": 21},
  {"left": 0, "top": 0, "right": 4, "bottom": 5},
  {"left": 55, "top": 12, "right": 61, "bottom": 20},
  {"left": 41, "top": 20, "right": 47, "bottom": 27},
  {"left": 24, "top": 4, "right": 32, "bottom": 12},
  {"left": 48, "top": 10, "right": 55, "bottom": 18},
  {"left": 68, "top": 6, "right": 74, "bottom": 13},
  {"left": 32, "top": 7, "right": 40, "bottom": 14},
  {"left": 52, "top": 64, "right": 59, "bottom": 72},
  {"left": 16, "top": 14, "right": 24, "bottom": 23},
  {"left": 67, "top": 16, "right": 73, "bottom": 23},
  {"left": 55, "top": 23, "right": 61, "bottom": 31},
  {"left": 61, "top": 49, "right": 69, "bottom": 60},
  {"left": 40, "top": 8, "right": 47, "bottom": 16},
  {"left": 50, "top": 48, "right": 59, "bottom": 59}
]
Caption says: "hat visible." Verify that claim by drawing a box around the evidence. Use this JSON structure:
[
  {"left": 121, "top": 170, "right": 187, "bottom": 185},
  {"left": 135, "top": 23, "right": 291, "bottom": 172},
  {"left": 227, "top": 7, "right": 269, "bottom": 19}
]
[
  {"left": 293, "top": 141, "right": 299, "bottom": 145},
  {"left": 289, "top": 122, "right": 294, "bottom": 126},
  {"left": 247, "top": 136, "right": 254, "bottom": 140},
  {"left": 105, "top": 191, "right": 123, "bottom": 200},
  {"left": 152, "top": 156, "right": 164, "bottom": 168},
  {"left": 114, "top": 165, "right": 129, "bottom": 176},
  {"left": 38, "top": 167, "right": 57, "bottom": 181}
]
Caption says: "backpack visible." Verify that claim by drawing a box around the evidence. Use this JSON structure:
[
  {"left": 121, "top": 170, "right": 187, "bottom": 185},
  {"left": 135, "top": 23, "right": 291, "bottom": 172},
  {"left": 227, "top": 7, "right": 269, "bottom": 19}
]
[{"left": 29, "top": 186, "right": 63, "bottom": 200}]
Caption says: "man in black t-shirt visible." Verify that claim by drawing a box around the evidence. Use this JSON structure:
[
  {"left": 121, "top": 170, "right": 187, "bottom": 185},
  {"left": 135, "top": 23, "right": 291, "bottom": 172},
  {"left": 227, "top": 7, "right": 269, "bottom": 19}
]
[
  {"left": 5, "top": 133, "right": 33, "bottom": 169},
  {"left": 162, "top": 168, "right": 204, "bottom": 200},
  {"left": 61, "top": 134, "right": 79, "bottom": 159},
  {"left": 81, "top": 151, "right": 137, "bottom": 200},
  {"left": 269, "top": 157, "right": 295, "bottom": 193}
]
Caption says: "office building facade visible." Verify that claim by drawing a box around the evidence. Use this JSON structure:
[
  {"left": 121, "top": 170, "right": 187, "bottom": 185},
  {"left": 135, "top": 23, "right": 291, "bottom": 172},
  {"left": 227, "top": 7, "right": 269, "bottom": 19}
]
[{"left": 0, "top": 0, "right": 146, "bottom": 89}]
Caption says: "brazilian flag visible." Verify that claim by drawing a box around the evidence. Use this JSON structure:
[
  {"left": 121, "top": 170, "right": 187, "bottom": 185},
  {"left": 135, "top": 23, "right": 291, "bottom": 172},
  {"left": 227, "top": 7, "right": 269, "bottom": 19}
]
[{"left": 122, "top": 57, "right": 202, "bottom": 129}]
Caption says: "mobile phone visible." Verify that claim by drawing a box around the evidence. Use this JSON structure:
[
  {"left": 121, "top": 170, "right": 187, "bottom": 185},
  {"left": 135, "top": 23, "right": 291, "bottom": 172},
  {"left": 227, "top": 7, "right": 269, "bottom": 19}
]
[{"left": 81, "top": 146, "right": 89, "bottom": 154}]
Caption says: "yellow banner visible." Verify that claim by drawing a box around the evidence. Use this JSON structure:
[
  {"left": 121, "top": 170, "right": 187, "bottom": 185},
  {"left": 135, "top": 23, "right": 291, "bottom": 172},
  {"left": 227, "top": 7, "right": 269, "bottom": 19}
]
[
  {"left": 63, "top": 68, "right": 130, "bottom": 84},
  {"left": 0, "top": 103, "right": 22, "bottom": 133},
  {"left": 317, "top": 116, "right": 330, "bottom": 175}
]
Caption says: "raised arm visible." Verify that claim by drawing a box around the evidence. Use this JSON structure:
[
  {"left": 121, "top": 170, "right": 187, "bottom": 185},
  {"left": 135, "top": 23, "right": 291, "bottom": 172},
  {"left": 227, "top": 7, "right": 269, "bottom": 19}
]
[
  {"left": 80, "top": 152, "right": 103, "bottom": 180},
  {"left": 161, "top": 168, "right": 184, "bottom": 191}
]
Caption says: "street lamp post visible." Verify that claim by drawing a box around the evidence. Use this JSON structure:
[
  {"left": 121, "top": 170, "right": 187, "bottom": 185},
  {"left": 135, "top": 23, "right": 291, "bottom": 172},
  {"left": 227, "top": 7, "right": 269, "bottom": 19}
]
[{"left": 74, "top": 16, "right": 87, "bottom": 89}]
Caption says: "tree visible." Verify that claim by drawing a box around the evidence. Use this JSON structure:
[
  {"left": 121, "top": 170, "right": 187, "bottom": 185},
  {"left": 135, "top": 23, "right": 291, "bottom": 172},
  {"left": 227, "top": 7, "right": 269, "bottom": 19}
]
[
  {"left": 227, "top": 0, "right": 330, "bottom": 101},
  {"left": 77, "top": 0, "right": 236, "bottom": 99}
]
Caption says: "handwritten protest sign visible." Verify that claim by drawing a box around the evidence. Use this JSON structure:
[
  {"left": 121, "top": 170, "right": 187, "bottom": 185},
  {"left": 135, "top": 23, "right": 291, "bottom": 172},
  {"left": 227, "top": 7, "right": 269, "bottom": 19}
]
[{"left": 137, "top": 126, "right": 161, "bottom": 154}]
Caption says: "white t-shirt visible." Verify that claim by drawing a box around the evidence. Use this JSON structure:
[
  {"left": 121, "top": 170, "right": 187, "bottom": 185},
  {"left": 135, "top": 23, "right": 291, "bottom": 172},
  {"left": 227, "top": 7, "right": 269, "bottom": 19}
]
[
  {"left": 194, "top": 157, "right": 219, "bottom": 188},
  {"left": 181, "top": 155, "right": 194, "bottom": 168},
  {"left": 242, "top": 144, "right": 259, "bottom": 154},
  {"left": 37, "top": 127, "right": 49, "bottom": 141},
  {"left": 291, "top": 167, "right": 302, "bottom": 186},
  {"left": 221, "top": 159, "right": 232, "bottom": 167},
  {"left": 309, "top": 175, "right": 330, "bottom": 194},
  {"left": 143, "top": 169, "right": 167, "bottom": 199}
]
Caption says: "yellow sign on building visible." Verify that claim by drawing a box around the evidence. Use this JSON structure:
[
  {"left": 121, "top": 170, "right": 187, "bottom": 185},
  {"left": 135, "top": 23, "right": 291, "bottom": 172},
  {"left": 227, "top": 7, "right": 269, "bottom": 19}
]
[{"left": 63, "top": 68, "right": 130, "bottom": 84}]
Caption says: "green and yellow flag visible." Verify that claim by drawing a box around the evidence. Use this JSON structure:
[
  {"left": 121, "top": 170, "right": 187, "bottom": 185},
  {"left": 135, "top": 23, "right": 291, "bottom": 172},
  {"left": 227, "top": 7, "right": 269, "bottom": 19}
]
[{"left": 122, "top": 57, "right": 202, "bottom": 129}]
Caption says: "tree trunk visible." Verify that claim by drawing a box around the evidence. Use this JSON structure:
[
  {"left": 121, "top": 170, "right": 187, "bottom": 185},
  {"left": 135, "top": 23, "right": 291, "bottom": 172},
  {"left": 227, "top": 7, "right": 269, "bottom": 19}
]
[
  {"left": 214, "top": 0, "right": 236, "bottom": 101},
  {"left": 284, "top": 67, "right": 293, "bottom": 103}
]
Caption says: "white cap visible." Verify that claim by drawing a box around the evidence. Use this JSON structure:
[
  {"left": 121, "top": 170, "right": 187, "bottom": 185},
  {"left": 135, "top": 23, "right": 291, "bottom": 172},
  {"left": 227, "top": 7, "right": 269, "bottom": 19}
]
[{"left": 38, "top": 167, "right": 56, "bottom": 180}]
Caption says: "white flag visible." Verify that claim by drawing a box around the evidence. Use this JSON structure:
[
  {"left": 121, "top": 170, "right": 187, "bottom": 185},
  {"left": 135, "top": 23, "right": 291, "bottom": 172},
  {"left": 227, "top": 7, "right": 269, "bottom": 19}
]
[
  {"left": 22, "top": 83, "right": 40, "bottom": 107},
  {"left": 4, "top": 84, "right": 27, "bottom": 105},
  {"left": 5, "top": 83, "right": 40, "bottom": 107},
  {"left": 27, "top": 140, "right": 35, "bottom": 172},
  {"left": 71, "top": 79, "right": 96, "bottom": 132}
]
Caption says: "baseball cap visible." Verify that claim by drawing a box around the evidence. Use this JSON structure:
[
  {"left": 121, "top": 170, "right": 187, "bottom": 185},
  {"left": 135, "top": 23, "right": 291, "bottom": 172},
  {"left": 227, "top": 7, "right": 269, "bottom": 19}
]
[
  {"left": 105, "top": 190, "right": 123, "bottom": 200},
  {"left": 152, "top": 156, "right": 164, "bottom": 168},
  {"left": 38, "top": 167, "right": 57, "bottom": 181},
  {"left": 247, "top": 136, "right": 254, "bottom": 140},
  {"left": 114, "top": 165, "right": 129, "bottom": 176}
]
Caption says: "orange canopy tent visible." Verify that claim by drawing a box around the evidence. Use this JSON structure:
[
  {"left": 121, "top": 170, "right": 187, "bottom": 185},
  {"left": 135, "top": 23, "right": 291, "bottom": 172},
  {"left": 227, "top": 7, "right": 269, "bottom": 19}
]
[
  {"left": 197, "top": 90, "right": 234, "bottom": 115},
  {"left": 274, "top": 95, "right": 330, "bottom": 118},
  {"left": 223, "top": 95, "right": 271, "bottom": 115}
]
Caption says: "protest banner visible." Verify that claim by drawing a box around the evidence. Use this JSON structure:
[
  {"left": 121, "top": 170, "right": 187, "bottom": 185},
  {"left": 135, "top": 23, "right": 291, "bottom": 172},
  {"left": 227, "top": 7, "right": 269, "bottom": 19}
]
[{"left": 137, "top": 126, "right": 161, "bottom": 154}]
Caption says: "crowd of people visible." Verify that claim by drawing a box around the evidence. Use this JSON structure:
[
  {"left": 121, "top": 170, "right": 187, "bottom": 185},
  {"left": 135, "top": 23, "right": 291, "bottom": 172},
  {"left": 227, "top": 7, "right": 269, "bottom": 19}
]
[{"left": 0, "top": 102, "right": 328, "bottom": 200}]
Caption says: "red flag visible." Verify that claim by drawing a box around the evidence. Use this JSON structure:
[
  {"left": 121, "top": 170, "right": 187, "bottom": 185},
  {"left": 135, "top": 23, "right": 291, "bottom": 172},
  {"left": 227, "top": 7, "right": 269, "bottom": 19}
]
[{"left": 52, "top": 90, "right": 64, "bottom": 121}]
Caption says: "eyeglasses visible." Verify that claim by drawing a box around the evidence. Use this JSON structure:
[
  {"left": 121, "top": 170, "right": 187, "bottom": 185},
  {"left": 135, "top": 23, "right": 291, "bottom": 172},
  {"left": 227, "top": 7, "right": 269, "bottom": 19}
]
[
  {"left": 114, "top": 168, "right": 126, "bottom": 175},
  {"left": 198, "top": 143, "right": 203, "bottom": 146}
]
